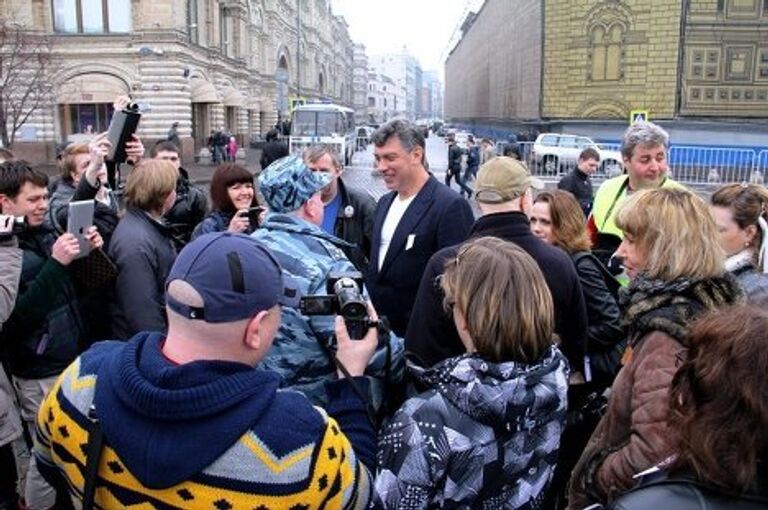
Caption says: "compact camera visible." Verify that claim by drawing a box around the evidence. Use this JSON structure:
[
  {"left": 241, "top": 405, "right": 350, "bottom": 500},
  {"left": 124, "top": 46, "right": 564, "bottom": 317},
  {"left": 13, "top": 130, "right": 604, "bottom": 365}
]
[{"left": 300, "top": 271, "right": 369, "bottom": 340}]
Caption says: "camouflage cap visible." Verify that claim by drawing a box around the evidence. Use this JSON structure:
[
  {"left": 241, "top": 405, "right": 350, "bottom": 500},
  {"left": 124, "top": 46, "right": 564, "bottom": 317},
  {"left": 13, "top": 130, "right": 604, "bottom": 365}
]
[{"left": 259, "top": 155, "right": 331, "bottom": 213}]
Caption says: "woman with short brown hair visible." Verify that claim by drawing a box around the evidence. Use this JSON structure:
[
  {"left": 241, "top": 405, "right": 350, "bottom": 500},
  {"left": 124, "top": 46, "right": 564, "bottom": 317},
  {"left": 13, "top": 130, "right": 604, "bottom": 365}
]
[
  {"left": 375, "top": 236, "right": 569, "bottom": 509},
  {"left": 531, "top": 190, "right": 624, "bottom": 385},
  {"left": 569, "top": 187, "right": 742, "bottom": 508}
]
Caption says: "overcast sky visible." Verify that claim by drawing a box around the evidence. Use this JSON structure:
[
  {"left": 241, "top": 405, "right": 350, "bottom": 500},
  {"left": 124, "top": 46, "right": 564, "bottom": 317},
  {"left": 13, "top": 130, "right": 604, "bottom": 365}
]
[{"left": 330, "top": 0, "right": 485, "bottom": 78}]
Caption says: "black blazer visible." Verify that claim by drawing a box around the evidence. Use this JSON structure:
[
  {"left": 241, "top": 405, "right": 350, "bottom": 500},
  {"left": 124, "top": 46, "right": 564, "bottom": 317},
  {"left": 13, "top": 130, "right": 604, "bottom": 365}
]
[
  {"left": 404, "top": 211, "right": 588, "bottom": 371},
  {"left": 366, "top": 175, "right": 474, "bottom": 336}
]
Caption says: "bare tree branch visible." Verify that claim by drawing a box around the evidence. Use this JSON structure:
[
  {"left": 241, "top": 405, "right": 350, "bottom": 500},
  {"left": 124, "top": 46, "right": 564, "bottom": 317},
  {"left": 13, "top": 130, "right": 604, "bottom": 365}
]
[{"left": 0, "top": 17, "right": 55, "bottom": 148}]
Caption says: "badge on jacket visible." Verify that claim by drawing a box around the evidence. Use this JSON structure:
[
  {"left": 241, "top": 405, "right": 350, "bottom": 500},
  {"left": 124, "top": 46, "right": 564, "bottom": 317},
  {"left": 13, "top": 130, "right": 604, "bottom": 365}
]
[{"left": 343, "top": 205, "right": 354, "bottom": 218}]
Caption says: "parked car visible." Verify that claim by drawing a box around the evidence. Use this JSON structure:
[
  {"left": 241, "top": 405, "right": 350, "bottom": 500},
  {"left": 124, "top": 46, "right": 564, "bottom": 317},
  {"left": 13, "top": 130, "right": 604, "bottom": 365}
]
[{"left": 531, "top": 133, "right": 623, "bottom": 175}]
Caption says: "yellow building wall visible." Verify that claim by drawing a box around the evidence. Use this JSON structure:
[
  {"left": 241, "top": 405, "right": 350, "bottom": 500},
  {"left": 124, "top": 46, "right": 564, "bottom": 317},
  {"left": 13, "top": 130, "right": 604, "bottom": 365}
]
[{"left": 543, "top": 0, "right": 683, "bottom": 120}]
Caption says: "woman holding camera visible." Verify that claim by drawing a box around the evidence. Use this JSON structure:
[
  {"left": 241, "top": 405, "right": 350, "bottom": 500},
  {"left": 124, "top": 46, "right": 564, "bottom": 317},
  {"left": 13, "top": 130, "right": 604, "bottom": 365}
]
[
  {"left": 374, "top": 236, "right": 569, "bottom": 509},
  {"left": 192, "top": 164, "right": 262, "bottom": 239},
  {"left": 569, "top": 188, "right": 742, "bottom": 508}
]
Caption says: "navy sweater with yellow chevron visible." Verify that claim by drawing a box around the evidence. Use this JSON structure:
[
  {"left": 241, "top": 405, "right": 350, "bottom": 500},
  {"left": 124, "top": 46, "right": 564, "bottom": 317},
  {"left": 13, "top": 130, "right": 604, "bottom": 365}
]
[{"left": 34, "top": 332, "right": 374, "bottom": 509}]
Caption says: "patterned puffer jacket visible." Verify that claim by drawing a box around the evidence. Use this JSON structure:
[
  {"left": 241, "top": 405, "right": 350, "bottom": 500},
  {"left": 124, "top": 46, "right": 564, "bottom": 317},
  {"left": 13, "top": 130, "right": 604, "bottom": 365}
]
[{"left": 374, "top": 347, "right": 569, "bottom": 510}]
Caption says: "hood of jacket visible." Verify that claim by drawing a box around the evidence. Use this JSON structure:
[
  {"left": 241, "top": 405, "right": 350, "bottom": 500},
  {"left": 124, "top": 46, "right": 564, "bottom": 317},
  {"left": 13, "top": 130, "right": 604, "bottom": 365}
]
[
  {"left": 409, "top": 346, "right": 569, "bottom": 431},
  {"left": 93, "top": 332, "right": 281, "bottom": 489}
]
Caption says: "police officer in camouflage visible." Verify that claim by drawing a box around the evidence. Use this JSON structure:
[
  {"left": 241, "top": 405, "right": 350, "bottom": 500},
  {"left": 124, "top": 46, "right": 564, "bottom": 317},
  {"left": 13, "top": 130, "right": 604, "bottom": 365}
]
[{"left": 253, "top": 155, "right": 403, "bottom": 407}]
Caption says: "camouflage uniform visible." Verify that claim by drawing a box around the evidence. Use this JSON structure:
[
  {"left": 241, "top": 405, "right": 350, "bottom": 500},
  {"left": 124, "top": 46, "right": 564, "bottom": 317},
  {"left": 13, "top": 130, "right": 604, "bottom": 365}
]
[{"left": 253, "top": 213, "right": 403, "bottom": 407}]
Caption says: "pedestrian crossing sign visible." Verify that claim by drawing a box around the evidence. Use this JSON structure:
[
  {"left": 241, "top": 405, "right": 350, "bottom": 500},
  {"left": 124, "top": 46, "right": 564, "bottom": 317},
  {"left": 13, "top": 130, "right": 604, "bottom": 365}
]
[{"left": 630, "top": 110, "right": 649, "bottom": 125}]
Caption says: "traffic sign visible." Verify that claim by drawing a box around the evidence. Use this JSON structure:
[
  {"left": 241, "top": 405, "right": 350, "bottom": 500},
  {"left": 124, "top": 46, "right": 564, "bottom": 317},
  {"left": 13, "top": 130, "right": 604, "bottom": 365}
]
[{"left": 630, "top": 110, "right": 649, "bottom": 125}]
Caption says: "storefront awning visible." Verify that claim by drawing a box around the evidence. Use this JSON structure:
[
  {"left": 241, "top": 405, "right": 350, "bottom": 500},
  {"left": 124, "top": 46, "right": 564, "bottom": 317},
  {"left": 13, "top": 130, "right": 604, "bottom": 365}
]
[{"left": 190, "top": 79, "right": 219, "bottom": 103}]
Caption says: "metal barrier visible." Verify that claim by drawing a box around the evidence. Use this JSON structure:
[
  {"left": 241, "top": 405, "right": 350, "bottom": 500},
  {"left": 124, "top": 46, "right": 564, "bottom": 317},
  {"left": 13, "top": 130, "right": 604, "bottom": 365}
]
[{"left": 493, "top": 139, "right": 768, "bottom": 186}]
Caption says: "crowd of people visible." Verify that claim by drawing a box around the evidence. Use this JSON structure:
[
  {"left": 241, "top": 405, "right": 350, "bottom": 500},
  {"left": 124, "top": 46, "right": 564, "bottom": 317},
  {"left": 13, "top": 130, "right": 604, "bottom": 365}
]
[{"left": 0, "top": 116, "right": 766, "bottom": 510}]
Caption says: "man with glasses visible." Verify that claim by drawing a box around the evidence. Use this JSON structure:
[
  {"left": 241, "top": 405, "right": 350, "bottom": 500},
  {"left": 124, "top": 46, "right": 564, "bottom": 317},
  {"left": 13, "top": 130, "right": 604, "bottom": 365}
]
[
  {"left": 303, "top": 145, "right": 376, "bottom": 272},
  {"left": 150, "top": 140, "right": 208, "bottom": 245}
]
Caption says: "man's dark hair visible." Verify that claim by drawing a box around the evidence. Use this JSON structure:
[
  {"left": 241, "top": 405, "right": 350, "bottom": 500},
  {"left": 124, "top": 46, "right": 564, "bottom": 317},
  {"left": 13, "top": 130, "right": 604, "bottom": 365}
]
[
  {"left": 371, "top": 118, "right": 425, "bottom": 153},
  {"left": 265, "top": 129, "right": 279, "bottom": 142},
  {"left": 150, "top": 140, "right": 180, "bottom": 158},
  {"left": 0, "top": 160, "right": 48, "bottom": 199},
  {"left": 579, "top": 147, "right": 600, "bottom": 162},
  {"left": 503, "top": 143, "right": 521, "bottom": 160}
]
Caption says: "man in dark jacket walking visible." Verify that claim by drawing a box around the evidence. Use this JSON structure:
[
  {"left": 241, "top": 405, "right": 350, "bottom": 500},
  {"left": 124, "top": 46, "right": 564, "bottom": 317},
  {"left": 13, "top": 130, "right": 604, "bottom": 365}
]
[
  {"left": 303, "top": 145, "right": 376, "bottom": 271},
  {"left": 260, "top": 128, "right": 289, "bottom": 171},
  {"left": 558, "top": 147, "right": 599, "bottom": 217},
  {"left": 405, "top": 156, "right": 588, "bottom": 373}
]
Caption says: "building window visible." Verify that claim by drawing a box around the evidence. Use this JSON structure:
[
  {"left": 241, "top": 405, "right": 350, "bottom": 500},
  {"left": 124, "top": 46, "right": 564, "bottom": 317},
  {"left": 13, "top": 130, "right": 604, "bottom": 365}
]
[
  {"left": 59, "top": 103, "right": 114, "bottom": 137},
  {"left": 590, "top": 23, "right": 624, "bottom": 81},
  {"left": 53, "top": 0, "right": 131, "bottom": 33},
  {"left": 758, "top": 50, "right": 768, "bottom": 80},
  {"left": 368, "top": 97, "right": 375, "bottom": 107},
  {"left": 725, "top": 47, "right": 753, "bottom": 81},
  {"left": 219, "top": 5, "right": 230, "bottom": 55},
  {"left": 188, "top": 0, "right": 199, "bottom": 44}
]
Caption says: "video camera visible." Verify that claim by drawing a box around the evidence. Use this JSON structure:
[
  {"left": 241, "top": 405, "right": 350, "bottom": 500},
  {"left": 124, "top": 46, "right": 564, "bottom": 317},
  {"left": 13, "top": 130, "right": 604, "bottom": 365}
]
[
  {"left": 299, "top": 271, "right": 369, "bottom": 340},
  {"left": 0, "top": 214, "right": 26, "bottom": 240}
]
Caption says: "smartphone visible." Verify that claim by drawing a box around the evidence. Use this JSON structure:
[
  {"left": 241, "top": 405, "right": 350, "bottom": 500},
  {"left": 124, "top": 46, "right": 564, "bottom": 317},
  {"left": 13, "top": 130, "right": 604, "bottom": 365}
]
[
  {"left": 246, "top": 206, "right": 266, "bottom": 229},
  {"left": 67, "top": 200, "right": 95, "bottom": 259},
  {"left": 105, "top": 105, "right": 141, "bottom": 163}
]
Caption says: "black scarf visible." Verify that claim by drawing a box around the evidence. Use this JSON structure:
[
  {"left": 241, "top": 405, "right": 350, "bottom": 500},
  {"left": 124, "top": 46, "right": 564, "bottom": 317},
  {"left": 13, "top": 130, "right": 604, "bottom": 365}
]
[{"left": 619, "top": 274, "right": 743, "bottom": 346}]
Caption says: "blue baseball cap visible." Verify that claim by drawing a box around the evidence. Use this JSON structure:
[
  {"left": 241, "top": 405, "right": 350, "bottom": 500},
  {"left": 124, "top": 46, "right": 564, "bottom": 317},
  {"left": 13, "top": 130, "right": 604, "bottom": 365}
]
[
  {"left": 165, "top": 232, "right": 300, "bottom": 323},
  {"left": 259, "top": 155, "right": 331, "bottom": 213}
]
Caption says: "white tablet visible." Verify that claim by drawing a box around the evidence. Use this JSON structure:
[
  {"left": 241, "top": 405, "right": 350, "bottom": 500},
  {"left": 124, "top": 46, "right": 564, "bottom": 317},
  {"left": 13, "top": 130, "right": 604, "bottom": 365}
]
[{"left": 67, "top": 200, "right": 95, "bottom": 259}]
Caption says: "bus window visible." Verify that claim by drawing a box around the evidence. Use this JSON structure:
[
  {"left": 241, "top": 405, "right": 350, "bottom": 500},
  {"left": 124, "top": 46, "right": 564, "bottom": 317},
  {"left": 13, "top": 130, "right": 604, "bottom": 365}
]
[
  {"left": 317, "top": 112, "right": 343, "bottom": 136},
  {"left": 292, "top": 111, "right": 316, "bottom": 136}
]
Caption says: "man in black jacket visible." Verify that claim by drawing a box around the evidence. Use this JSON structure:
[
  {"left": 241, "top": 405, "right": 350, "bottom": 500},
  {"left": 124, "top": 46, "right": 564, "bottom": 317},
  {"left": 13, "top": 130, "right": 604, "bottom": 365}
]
[
  {"left": 303, "top": 145, "right": 376, "bottom": 271},
  {"left": 151, "top": 140, "right": 208, "bottom": 246},
  {"left": 557, "top": 147, "right": 599, "bottom": 217},
  {"left": 405, "top": 156, "right": 588, "bottom": 373}
]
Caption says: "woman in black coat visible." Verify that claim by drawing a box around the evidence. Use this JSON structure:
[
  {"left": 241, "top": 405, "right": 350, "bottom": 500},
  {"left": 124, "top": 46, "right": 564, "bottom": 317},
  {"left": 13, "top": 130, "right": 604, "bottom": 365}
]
[
  {"left": 530, "top": 190, "right": 626, "bottom": 510},
  {"left": 531, "top": 190, "right": 625, "bottom": 385}
]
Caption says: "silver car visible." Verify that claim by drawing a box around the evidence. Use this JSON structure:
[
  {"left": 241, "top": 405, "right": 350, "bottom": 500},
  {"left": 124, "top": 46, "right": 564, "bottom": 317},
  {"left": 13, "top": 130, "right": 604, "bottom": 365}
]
[{"left": 531, "top": 133, "right": 624, "bottom": 176}]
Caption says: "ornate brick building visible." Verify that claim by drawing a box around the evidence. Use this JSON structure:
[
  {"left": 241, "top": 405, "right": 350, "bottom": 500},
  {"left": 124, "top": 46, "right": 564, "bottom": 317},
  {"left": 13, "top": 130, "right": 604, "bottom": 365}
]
[
  {"left": 445, "top": 0, "right": 768, "bottom": 143},
  {"left": 2, "top": 0, "right": 355, "bottom": 163}
]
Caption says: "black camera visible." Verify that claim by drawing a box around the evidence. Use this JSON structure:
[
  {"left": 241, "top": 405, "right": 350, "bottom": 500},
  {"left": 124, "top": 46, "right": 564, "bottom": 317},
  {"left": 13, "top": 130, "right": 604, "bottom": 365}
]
[
  {"left": 299, "top": 271, "right": 369, "bottom": 340},
  {"left": 0, "top": 214, "right": 26, "bottom": 239}
]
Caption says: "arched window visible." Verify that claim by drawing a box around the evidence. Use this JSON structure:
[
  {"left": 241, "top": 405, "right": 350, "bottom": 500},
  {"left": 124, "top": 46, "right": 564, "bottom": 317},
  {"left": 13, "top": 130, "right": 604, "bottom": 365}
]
[{"left": 590, "top": 22, "right": 624, "bottom": 81}]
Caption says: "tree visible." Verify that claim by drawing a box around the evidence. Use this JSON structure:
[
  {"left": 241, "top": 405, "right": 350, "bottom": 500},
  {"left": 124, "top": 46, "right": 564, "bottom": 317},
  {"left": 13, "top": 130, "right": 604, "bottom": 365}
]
[{"left": 0, "top": 17, "right": 54, "bottom": 148}]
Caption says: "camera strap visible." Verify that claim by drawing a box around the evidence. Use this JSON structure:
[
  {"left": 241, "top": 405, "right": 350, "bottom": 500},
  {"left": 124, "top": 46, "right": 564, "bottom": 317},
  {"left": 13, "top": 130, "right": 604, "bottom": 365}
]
[
  {"left": 82, "top": 404, "right": 104, "bottom": 510},
  {"left": 331, "top": 356, "right": 378, "bottom": 427}
]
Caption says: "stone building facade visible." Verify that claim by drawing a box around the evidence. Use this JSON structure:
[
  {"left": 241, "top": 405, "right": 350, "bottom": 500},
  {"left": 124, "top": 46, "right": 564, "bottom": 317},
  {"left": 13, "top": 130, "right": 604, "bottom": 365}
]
[
  {"left": 2, "top": 0, "right": 355, "bottom": 164},
  {"left": 444, "top": 0, "right": 542, "bottom": 124},
  {"left": 444, "top": 0, "right": 768, "bottom": 142}
]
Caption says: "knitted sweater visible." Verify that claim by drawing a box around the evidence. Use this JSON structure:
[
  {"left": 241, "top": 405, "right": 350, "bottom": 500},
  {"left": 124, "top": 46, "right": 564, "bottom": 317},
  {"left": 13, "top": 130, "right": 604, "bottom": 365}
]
[{"left": 34, "top": 332, "right": 374, "bottom": 509}]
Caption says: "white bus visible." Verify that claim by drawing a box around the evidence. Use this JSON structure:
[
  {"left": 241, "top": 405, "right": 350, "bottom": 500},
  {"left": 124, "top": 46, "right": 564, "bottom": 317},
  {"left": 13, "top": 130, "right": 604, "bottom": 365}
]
[{"left": 289, "top": 103, "right": 356, "bottom": 165}]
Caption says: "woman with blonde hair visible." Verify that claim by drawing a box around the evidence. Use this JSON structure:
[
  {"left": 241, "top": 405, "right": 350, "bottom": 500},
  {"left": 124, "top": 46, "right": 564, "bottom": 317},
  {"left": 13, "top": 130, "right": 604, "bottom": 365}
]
[
  {"left": 710, "top": 183, "right": 768, "bottom": 305},
  {"left": 375, "top": 236, "right": 569, "bottom": 509},
  {"left": 569, "top": 187, "right": 742, "bottom": 508},
  {"left": 109, "top": 159, "right": 180, "bottom": 340}
]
